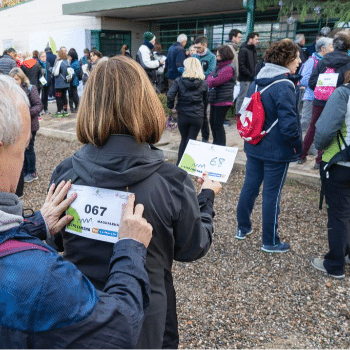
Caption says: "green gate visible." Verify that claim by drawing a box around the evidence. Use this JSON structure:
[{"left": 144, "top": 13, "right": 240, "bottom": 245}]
[{"left": 90, "top": 30, "right": 132, "bottom": 57}]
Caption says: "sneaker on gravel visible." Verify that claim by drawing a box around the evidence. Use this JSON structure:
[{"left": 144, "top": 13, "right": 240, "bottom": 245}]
[
  {"left": 62, "top": 111, "right": 70, "bottom": 117},
  {"left": 52, "top": 111, "right": 63, "bottom": 118},
  {"left": 261, "top": 242, "right": 290, "bottom": 253},
  {"left": 236, "top": 229, "right": 253, "bottom": 240},
  {"left": 311, "top": 257, "right": 345, "bottom": 279},
  {"left": 314, "top": 163, "right": 320, "bottom": 170},
  {"left": 24, "top": 173, "right": 38, "bottom": 183}
]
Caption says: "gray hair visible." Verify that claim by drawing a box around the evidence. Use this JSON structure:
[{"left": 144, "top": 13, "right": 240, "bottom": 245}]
[
  {"left": 0, "top": 75, "right": 29, "bottom": 146},
  {"left": 294, "top": 34, "right": 305, "bottom": 45},
  {"left": 177, "top": 34, "right": 187, "bottom": 44},
  {"left": 315, "top": 37, "right": 333, "bottom": 52}
]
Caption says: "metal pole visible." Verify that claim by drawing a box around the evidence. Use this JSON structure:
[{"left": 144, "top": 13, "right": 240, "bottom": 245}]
[{"left": 243, "top": 0, "right": 255, "bottom": 39}]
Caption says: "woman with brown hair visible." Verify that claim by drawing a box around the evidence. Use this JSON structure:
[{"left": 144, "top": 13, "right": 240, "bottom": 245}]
[
  {"left": 236, "top": 39, "right": 302, "bottom": 252},
  {"left": 47, "top": 55, "right": 221, "bottom": 349},
  {"left": 120, "top": 44, "right": 132, "bottom": 58}
]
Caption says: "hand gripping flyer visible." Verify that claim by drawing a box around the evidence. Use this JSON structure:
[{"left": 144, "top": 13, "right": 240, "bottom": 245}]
[{"left": 65, "top": 185, "right": 132, "bottom": 243}]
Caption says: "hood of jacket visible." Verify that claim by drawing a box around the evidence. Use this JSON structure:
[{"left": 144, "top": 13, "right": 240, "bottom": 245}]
[
  {"left": 0, "top": 192, "right": 23, "bottom": 232},
  {"left": 240, "top": 42, "right": 256, "bottom": 51},
  {"left": 322, "top": 50, "right": 350, "bottom": 68},
  {"left": 22, "top": 58, "right": 37, "bottom": 69},
  {"left": 255, "top": 63, "right": 292, "bottom": 86},
  {"left": 71, "top": 135, "right": 165, "bottom": 188},
  {"left": 180, "top": 77, "right": 203, "bottom": 90}
]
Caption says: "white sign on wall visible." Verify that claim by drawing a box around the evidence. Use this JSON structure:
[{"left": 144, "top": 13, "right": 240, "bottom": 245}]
[{"left": 29, "top": 29, "right": 86, "bottom": 58}]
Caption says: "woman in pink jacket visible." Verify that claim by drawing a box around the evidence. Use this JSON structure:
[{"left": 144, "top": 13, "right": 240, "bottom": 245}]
[{"left": 206, "top": 45, "right": 236, "bottom": 145}]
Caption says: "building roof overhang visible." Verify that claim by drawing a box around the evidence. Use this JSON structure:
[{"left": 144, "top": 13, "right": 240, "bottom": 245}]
[{"left": 63, "top": 0, "right": 244, "bottom": 21}]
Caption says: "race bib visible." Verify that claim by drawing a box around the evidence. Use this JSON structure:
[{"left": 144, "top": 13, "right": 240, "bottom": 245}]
[
  {"left": 65, "top": 185, "right": 132, "bottom": 243},
  {"left": 39, "top": 76, "right": 47, "bottom": 85},
  {"left": 316, "top": 73, "right": 339, "bottom": 87}
]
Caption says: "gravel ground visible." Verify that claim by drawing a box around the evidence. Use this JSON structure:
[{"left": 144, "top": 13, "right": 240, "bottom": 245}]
[{"left": 24, "top": 135, "right": 350, "bottom": 349}]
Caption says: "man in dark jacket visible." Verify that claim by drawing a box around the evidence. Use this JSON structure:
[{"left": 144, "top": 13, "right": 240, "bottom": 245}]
[
  {"left": 0, "top": 74, "right": 152, "bottom": 349},
  {"left": 45, "top": 47, "right": 56, "bottom": 99},
  {"left": 21, "top": 55, "right": 42, "bottom": 91},
  {"left": 0, "top": 47, "right": 16, "bottom": 74},
  {"left": 236, "top": 32, "right": 259, "bottom": 113},
  {"left": 166, "top": 34, "right": 187, "bottom": 87}
]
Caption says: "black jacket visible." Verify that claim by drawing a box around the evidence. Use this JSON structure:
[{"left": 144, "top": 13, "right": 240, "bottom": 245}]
[
  {"left": 167, "top": 77, "right": 208, "bottom": 118},
  {"left": 238, "top": 42, "right": 257, "bottom": 82},
  {"left": 21, "top": 59, "right": 42, "bottom": 90},
  {"left": 47, "top": 135, "right": 215, "bottom": 349},
  {"left": 309, "top": 50, "right": 350, "bottom": 106},
  {"left": 46, "top": 51, "right": 57, "bottom": 68}
]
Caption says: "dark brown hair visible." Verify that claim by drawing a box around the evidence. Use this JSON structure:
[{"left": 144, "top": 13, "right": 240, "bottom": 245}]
[
  {"left": 263, "top": 39, "right": 299, "bottom": 67},
  {"left": 195, "top": 36, "right": 208, "bottom": 46},
  {"left": 217, "top": 45, "right": 234, "bottom": 61},
  {"left": 90, "top": 49, "right": 103, "bottom": 58},
  {"left": 77, "top": 56, "right": 166, "bottom": 147},
  {"left": 32, "top": 50, "right": 39, "bottom": 59}
]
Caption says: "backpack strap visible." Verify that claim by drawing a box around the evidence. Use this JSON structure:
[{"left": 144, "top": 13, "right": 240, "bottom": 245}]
[
  {"left": 0, "top": 239, "right": 50, "bottom": 259},
  {"left": 259, "top": 79, "right": 295, "bottom": 94}
]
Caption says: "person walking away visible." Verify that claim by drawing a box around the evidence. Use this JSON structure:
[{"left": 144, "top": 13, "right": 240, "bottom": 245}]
[
  {"left": 38, "top": 51, "right": 52, "bottom": 114},
  {"left": 193, "top": 36, "right": 216, "bottom": 142},
  {"left": 9, "top": 67, "right": 43, "bottom": 184},
  {"left": 235, "top": 32, "right": 259, "bottom": 113},
  {"left": 167, "top": 57, "right": 208, "bottom": 164},
  {"left": 68, "top": 48, "right": 81, "bottom": 113},
  {"left": 311, "top": 72, "right": 350, "bottom": 279},
  {"left": 0, "top": 47, "right": 17, "bottom": 75},
  {"left": 45, "top": 47, "right": 56, "bottom": 101},
  {"left": 166, "top": 34, "right": 187, "bottom": 88},
  {"left": 46, "top": 56, "right": 222, "bottom": 349},
  {"left": 300, "top": 31, "right": 350, "bottom": 169},
  {"left": 21, "top": 52, "right": 42, "bottom": 92},
  {"left": 206, "top": 45, "right": 236, "bottom": 146},
  {"left": 52, "top": 49, "right": 70, "bottom": 117},
  {"left": 236, "top": 39, "right": 302, "bottom": 253},
  {"left": 136, "top": 32, "right": 164, "bottom": 86}
]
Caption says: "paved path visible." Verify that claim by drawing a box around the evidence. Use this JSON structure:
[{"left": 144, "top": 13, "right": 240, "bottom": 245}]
[{"left": 38, "top": 102, "right": 321, "bottom": 186}]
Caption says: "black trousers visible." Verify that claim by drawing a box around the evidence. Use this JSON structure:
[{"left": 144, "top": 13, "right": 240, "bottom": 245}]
[
  {"left": 177, "top": 114, "right": 203, "bottom": 165},
  {"left": 69, "top": 85, "right": 79, "bottom": 110},
  {"left": 321, "top": 163, "right": 350, "bottom": 276},
  {"left": 209, "top": 105, "right": 230, "bottom": 146},
  {"left": 41, "top": 86, "right": 49, "bottom": 111},
  {"left": 201, "top": 101, "right": 209, "bottom": 141},
  {"left": 55, "top": 88, "right": 68, "bottom": 112}
]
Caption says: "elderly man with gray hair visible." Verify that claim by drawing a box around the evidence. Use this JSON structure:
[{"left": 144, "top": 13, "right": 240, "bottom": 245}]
[
  {"left": 166, "top": 33, "right": 188, "bottom": 87},
  {"left": 298, "top": 37, "right": 334, "bottom": 139},
  {"left": 0, "top": 75, "right": 153, "bottom": 348},
  {"left": 294, "top": 33, "right": 309, "bottom": 64}
]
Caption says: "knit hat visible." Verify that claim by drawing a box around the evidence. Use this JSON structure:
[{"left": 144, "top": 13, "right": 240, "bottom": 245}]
[{"left": 143, "top": 32, "right": 156, "bottom": 42}]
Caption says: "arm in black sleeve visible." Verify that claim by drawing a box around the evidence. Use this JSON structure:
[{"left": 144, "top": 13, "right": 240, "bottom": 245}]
[
  {"left": 238, "top": 49, "right": 252, "bottom": 79},
  {"left": 173, "top": 174, "right": 215, "bottom": 262},
  {"left": 167, "top": 79, "right": 179, "bottom": 109},
  {"left": 309, "top": 60, "right": 323, "bottom": 90}
]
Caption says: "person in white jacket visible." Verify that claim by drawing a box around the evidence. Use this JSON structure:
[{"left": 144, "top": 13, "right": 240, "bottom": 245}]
[{"left": 136, "top": 32, "right": 164, "bottom": 84}]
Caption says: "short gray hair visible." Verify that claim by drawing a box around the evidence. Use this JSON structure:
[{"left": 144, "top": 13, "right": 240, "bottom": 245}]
[
  {"left": 0, "top": 75, "right": 29, "bottom": 146},
  {"left": 315, "top": 37, "right": 333, "bottom": 52},
  {"left": 294, "top": 34, "right": 305, "bottom": 45},
  {"left": 177, "top": 34, "right": 187, "bottom": 44}
]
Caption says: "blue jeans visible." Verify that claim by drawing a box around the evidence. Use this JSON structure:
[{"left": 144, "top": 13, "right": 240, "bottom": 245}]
[
  {"left": 237, "top": 155, "right": 289, "bottom": 246},
  {"left": 24, "top": 131, "right": 36, "bottom": 175}
]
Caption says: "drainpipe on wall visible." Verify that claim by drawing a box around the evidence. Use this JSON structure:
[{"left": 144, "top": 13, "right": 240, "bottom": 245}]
[{"left": 243, "top": 0, "right": 256, "bottom": 39}]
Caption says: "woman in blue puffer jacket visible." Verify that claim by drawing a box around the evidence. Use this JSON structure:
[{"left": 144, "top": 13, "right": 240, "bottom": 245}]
[{"left": 236, "top": 39, "right": 302, "bottom": 253}]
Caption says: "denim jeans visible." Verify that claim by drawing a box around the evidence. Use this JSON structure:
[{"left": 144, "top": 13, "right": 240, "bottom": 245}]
[
  {"left": 321, "top": 163, "right": 350, "bottom": 276},
  {"left": 24, "top": 131, "right": 36, "bottom": 175},
  {"left": 237, "top": 155, "right": 289, "bottom": 246}
]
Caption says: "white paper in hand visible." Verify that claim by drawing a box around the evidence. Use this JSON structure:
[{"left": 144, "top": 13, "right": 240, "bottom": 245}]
[
  {"left": 178, "top": 140, "right": 238, "bottom": 183},
  {"left": 65, "top": 185, "right": 132, "bottom": 243}
]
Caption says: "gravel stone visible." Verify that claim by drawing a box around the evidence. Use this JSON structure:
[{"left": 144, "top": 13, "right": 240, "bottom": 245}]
[{"left": 23, "top": 135, "right": 350, "bottom": 349}]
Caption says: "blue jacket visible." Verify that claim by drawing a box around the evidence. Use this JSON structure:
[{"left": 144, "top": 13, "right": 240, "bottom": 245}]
[
  {"left": 300, "top": 52, "right": 323, "bottom": 101},
  {"left": 70, "top": 59, "right": 81, "bottom": 87},
  {"left": 0, "top": 211, "right": 150, "bottom": 349},
  {"left": 166, "top": 42, "right": 186, "bottom": 80},
  {"left": 244, "top": 63, "right": 302, "bottom": 163},
  {"left": 46, "top": 51, "right": 57, "bottom": 68},
  {"left": 193, "top": 49, "right": 217, "bottom": 79},
  {"left": 54, "top": 59, "right": 70, "bottom": 89}
]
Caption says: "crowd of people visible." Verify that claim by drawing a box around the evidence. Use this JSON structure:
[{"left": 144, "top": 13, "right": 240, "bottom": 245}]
[{"left": 0, "top": 26, "right": 350, "bottom": 349}]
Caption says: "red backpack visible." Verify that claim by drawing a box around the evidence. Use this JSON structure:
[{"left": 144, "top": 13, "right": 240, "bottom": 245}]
[{"left": 237, "top": 79, "right": 295, "bottom": 145}]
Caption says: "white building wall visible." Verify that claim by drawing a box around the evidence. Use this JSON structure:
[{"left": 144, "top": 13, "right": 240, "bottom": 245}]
[{"left": 0, "top": 0, "right": 150, "bottom": 57}]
